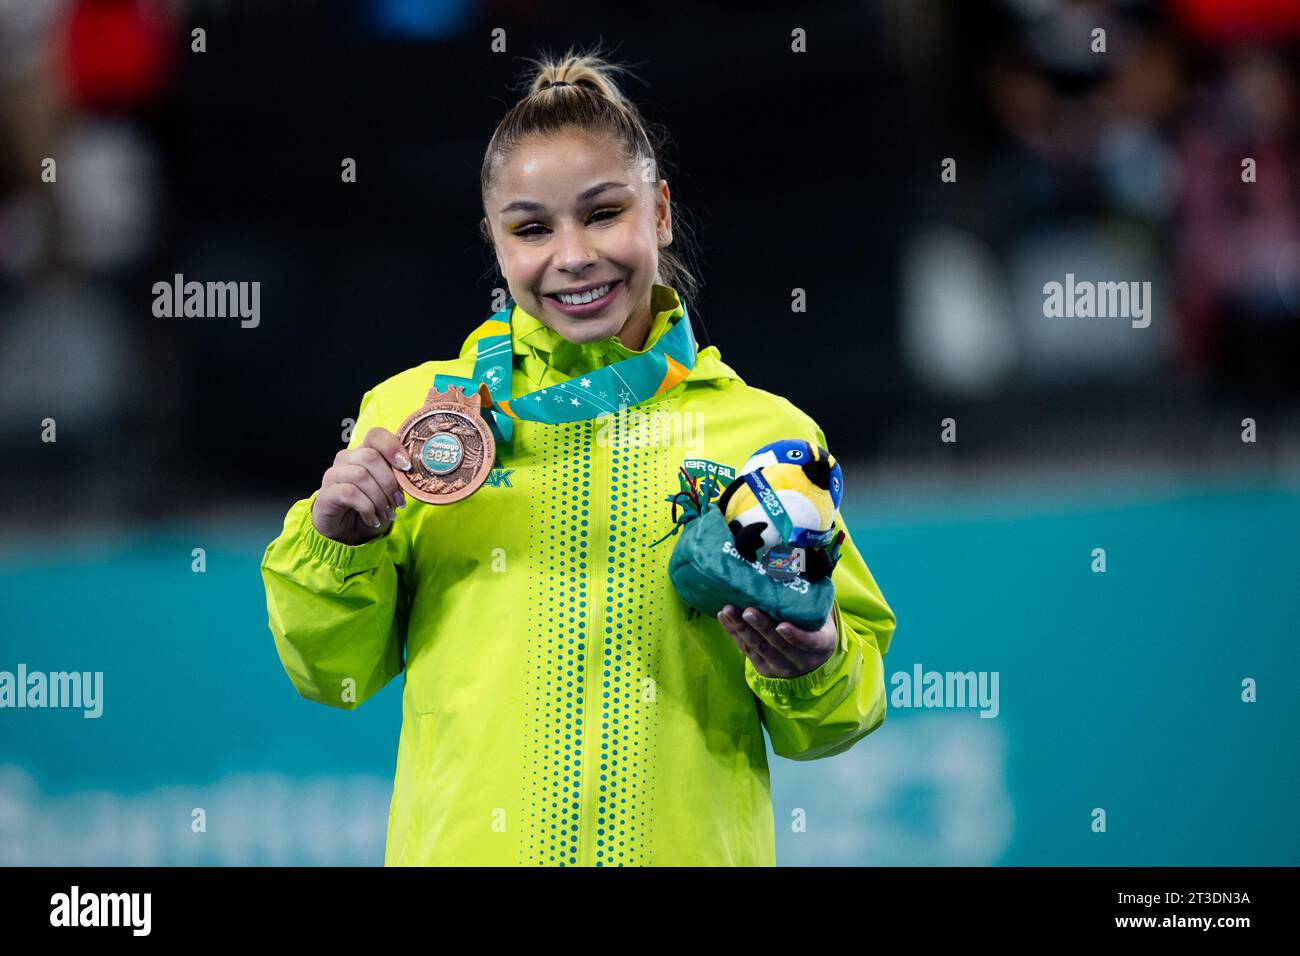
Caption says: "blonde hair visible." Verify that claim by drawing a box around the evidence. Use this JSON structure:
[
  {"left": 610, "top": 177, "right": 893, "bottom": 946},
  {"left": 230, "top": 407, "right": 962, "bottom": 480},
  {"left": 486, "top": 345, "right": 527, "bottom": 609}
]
[{"left": 480, "top": 44, "right": 701, "bottom": 306}]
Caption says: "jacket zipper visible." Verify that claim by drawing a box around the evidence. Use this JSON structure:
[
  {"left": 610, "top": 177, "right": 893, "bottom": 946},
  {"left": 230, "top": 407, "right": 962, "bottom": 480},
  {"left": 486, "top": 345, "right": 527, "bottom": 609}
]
[{"left": 578, "top": 417, "right": 607, "bottom": 867}]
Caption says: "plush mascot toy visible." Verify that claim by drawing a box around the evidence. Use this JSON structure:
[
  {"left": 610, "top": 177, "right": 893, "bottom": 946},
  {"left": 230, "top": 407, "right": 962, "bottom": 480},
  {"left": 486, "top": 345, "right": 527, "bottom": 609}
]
[
  {"left": 653, "top": 438, "right": 847, "bottom": 631},
  {"left": 716, "top": 439, "right": 844, "bottom": 581}
]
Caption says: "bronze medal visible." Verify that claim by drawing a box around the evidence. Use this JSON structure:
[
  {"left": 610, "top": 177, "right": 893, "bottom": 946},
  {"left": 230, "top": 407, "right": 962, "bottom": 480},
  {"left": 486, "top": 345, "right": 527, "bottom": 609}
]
[{"left": 393, "top": 383, "right": 496, "bottom": 504}]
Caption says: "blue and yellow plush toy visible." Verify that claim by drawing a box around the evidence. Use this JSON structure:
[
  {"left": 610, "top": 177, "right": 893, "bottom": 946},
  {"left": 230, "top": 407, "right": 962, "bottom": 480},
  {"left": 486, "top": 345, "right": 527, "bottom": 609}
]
[
  {"left": 716, "top": 439, "right": 844, "bottom": 581},
  {"left": 652, "top": 437, "right": 847, "bottom": 630}
]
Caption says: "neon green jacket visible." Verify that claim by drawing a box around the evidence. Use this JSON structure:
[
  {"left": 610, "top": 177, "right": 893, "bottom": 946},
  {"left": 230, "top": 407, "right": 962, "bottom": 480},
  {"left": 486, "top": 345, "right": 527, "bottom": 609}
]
[{"left": 261, "top": 285, "right": 896, "bottom": 866}]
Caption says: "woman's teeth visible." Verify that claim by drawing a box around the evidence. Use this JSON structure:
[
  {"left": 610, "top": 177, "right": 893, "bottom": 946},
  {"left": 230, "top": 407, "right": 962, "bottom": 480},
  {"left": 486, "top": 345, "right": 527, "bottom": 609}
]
[{"left": 556, "top": 282, "right": 612, "bottom": 305}]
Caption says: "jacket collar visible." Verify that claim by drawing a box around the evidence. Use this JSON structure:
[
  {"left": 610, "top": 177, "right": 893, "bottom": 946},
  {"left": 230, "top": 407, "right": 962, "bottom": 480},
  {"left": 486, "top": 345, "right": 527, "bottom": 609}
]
[{"left": 456, "top": 283, "right": 740, "bottom": 388}]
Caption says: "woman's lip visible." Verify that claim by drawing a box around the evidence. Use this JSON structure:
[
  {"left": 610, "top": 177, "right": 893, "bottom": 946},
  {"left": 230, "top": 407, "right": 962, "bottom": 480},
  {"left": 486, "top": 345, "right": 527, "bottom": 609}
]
[{"left": 545, "top": 279, "right": 622, "bottom": 317}]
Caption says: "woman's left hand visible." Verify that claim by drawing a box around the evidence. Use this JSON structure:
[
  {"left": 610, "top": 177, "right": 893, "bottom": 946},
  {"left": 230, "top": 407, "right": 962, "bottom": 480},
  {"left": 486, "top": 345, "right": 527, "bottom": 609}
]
[{"left": 717, "top": 604, "right": 837, "bottom": 679}]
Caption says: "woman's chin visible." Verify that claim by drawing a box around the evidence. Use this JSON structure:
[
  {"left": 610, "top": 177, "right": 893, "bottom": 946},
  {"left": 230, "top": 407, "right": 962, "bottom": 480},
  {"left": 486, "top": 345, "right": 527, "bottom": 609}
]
[{"left": 552, "top": 315, "right": 623, "bottom": 343}]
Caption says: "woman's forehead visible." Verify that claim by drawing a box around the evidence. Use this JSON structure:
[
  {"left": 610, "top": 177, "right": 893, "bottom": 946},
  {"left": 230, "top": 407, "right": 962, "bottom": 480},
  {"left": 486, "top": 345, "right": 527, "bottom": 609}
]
[{"left": 489, "top": 132, "right": 637, "bottom": 200}]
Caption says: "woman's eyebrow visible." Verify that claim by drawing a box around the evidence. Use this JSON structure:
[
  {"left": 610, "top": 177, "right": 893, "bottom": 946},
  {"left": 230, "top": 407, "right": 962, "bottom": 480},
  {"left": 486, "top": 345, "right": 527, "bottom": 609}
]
[{"left": 498, "top": 181, "right": 629, "bottom": 215}]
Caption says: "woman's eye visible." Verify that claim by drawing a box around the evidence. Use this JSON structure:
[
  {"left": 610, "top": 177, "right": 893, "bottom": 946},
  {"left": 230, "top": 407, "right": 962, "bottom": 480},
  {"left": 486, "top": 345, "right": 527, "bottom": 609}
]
[{"left": 511, "top": 207, "right": 621, "bottom": 238}]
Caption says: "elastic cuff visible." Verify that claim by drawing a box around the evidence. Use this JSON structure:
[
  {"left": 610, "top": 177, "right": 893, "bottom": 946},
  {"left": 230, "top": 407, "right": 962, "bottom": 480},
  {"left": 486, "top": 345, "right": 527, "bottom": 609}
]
[
  {"left": 298, "top": 491, "right": 393, "bottom": 573},
  {"left": 748, "top": 614, "right": 849, "bottom": 697}
]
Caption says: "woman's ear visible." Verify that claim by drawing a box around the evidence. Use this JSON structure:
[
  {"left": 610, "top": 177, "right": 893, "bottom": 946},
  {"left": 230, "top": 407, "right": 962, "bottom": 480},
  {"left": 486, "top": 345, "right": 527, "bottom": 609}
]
[{"left": 655, "top": 179, "right": 673, "bottom": 246}]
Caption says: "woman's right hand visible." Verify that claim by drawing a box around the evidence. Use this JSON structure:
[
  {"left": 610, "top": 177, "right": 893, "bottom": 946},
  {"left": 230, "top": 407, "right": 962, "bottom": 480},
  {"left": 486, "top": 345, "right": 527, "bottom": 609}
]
[{"left": 311, "top": 427, "right": 413, "bottom": 545}]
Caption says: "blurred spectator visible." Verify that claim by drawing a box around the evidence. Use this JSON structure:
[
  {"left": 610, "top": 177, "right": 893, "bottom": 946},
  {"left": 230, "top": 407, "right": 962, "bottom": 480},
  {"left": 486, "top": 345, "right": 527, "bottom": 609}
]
[{"left": 1172, "top": 47, "right": 1300, "bottom": 394}]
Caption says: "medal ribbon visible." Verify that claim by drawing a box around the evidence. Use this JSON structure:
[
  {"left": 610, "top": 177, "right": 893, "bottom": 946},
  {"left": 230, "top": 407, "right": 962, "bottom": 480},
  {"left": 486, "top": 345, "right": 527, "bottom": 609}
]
[
  {"left": 433, "top": 297, "right": 699, "bottom": 444},
  {"left": 742, "top": 470, "right": 837, "bottom": 551}
]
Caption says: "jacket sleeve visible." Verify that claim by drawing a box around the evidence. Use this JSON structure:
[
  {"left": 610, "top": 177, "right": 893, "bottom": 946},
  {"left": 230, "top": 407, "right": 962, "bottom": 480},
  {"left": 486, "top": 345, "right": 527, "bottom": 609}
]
[
  {"left": 744, "top": 423, "right": 897, "bottom": 760},
  {"left": 259, "top": 387, "right": 411, "bottom": 710}
]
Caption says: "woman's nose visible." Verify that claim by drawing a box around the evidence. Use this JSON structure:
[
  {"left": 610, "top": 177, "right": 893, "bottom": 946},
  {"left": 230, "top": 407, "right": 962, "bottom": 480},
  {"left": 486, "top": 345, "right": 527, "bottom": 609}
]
[{"left": 553, "top": 225, "right": 597, "bottom": 272}]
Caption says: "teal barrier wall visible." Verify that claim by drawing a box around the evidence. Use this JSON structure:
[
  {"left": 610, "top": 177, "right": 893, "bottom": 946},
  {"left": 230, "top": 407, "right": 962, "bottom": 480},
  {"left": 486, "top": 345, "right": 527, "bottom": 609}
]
[{"left": 2, "top": 474, "right": 1296, "bottom": 865}]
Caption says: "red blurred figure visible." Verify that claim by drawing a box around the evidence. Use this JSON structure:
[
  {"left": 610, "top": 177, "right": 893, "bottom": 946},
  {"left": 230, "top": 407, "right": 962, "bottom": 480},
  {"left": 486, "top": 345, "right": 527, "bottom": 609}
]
[
  {"left": 62, "top": 0, "right": 175, "bottom": 110},
  {"left": 1173, "top": 0, "right": 1300, "bottom": 42}
]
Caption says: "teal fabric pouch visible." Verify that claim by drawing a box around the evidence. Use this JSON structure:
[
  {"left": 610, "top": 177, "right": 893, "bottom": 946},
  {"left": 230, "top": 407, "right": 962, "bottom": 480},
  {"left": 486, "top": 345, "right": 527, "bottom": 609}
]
[{"left": 652, "top": 471, "right": 838, "bottom": 632}]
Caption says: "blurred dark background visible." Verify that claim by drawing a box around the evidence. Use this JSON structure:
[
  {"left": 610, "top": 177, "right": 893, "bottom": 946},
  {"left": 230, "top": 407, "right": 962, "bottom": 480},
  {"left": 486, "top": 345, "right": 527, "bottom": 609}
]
[{"left": 2, "top": 0, "right": 1296, "bottom": 523}]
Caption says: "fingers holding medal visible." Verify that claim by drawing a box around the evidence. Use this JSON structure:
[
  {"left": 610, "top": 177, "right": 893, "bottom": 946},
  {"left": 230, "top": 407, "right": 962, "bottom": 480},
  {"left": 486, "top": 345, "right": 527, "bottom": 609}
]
[
  {"left": 312, "top": 426, "right": 412, "bottom": 545},
  {"left": 393, "top": 383, "right": 496, "bottom": 504}
]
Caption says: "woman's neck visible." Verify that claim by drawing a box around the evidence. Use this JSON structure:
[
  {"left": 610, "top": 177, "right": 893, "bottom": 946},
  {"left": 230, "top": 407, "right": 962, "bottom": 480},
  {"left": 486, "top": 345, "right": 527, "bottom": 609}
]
[{"left": 614, "top": 299, "right": 654, "bottom": 352}]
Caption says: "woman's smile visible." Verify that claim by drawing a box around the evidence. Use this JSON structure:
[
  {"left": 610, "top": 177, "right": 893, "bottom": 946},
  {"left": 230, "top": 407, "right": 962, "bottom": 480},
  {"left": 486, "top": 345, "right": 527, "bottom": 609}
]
[{"left": 543, "top": 278, "right": 623, "bottom": 317}]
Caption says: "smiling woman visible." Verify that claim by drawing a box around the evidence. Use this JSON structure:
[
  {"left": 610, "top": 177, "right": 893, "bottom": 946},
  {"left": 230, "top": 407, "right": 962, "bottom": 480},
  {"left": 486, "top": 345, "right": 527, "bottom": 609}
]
[
  {"left": 478, "top": 51, "right": 698, "bottom": 351},
  {"left": 260, "top": 43, "right": 897, "bottom": 868},
  {"left": 486, "top": 135, "right": 662, "bottom": 347}
]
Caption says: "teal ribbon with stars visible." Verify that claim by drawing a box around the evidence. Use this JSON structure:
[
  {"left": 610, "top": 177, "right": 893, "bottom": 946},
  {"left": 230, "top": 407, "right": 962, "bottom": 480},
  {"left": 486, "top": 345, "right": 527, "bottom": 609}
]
[{"left": 433, "top": 295, "right": 699, "bottom": 445}]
